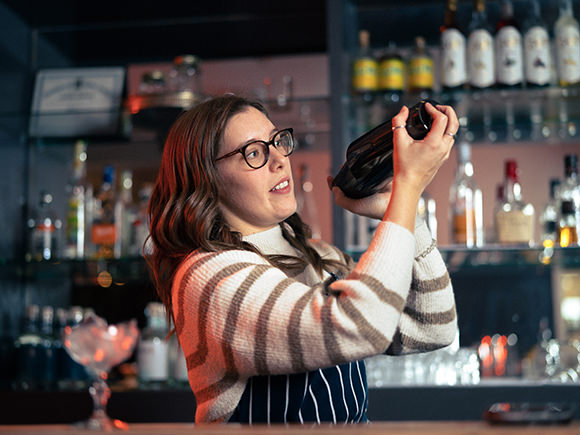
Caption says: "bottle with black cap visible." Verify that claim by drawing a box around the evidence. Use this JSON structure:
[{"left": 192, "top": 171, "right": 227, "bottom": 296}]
[{"left": 332, "top": 99, "right": 439, "bottom": 199}]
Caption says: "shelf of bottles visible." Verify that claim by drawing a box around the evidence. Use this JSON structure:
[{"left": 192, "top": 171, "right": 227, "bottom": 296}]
[{"left": 347, "top": 0, "right": 580, "bottom": 145}]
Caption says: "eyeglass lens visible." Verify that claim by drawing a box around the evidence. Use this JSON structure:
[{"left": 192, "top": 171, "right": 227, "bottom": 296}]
[{"left": 244, "top": 130, "right": 293, "bottom": 168}]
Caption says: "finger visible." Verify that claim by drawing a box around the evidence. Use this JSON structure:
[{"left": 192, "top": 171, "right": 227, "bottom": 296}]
[
  {"left": 391, "top": 105, "right": 410, "bottom": 140},
  {"left": 326, "top": 175, "right": 334, "bottom": 190},
  {"left": 423, "top": 102, "right": 449, "bottom": 138},
  {"left": 436, "top": 105, "right": 460, "bottom": 137}
]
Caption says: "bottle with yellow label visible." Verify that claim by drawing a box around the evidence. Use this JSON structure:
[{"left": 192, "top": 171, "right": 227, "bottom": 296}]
[
  {"left": 378, "top": 41, "right": 405, "bottom": 103},
  {"left": 352, "top": 29, "right": 378, "bottom": 102},
  {"left": 407, "top": 36, "right": 434, "bottom": 98}
]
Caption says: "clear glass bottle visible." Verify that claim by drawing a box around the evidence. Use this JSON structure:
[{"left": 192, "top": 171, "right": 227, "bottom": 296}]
[
  {"left": 558, "top": 154, "right": 580, "bottom": 247},
  {"left": 137, "top": 302, "right": 169, "bottom": 388},
  {"left": 131, "top": 183, "right": 153, "bottom": 257},
  {"left": 555, "top": 0, "right": 580, "bottom": 86},
  {"left": 467, "top": 0, "right": 495, "bottom": 89},
  {"left": 27, "top": 191, "right": 62, "bottom": 261},
  {"left": 64, "top": 140, "right": 92, "bottom": 259},
  {"left": 407, "top": 36, "right": 434, "bottom": 98},
  {"left": 540, "top": 178, "right": 561, "bottom": 249},
  {"left": 495, "top": 160, "right": 535, "bottom": 246},
  {"left": 114, "top": 170, "right": 136, "bottom": 258},
  {"left": 167, "top": 54, "right": 202, "bottom": 94},
  {"left": 449, "top": 142, "right": 484, "bottom": 247},
  {"left": 440, "top": 0, "right": 467, "bottom": 92},
  {"left": 91, "top": 166, "right": 117, "bottom": 259},
  {"left": 418, "top": 192, "right": 438, "bottom": 240},
  {"left": 352, "top": 29, "right": 378, "bottom": 103},
  {"left": 495, "top": 0, "right": 524, "bottom": 88},
  {"left": 523, "top": 0, "right": 552, "bottom": 87}
]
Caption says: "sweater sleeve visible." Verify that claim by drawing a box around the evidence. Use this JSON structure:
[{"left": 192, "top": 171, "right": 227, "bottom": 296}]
[
  {"left": 386, "top": 217, "right": 458, "bottom": 355},
  {"left": 173, "top": 221, "right": 419, "bottom": 381}
]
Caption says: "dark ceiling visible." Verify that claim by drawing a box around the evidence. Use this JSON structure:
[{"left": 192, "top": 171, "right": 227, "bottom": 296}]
[{"left": 1, "top": 0, "right": 327, "bottom": 66}]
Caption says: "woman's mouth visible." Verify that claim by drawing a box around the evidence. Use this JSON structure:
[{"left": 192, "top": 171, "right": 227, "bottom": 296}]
[{"left": 270, "top": 180, "right": 290, "bottom": 192}]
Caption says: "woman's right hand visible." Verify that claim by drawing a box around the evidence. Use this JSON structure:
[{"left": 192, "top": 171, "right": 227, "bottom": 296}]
[{"left": 391, "top": 102, "right": 458, "bottom": 197}]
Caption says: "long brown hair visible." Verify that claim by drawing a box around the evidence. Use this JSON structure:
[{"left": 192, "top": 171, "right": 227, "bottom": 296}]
[{"left": 147, "top": 94, "right": 347, "bottom": 325}]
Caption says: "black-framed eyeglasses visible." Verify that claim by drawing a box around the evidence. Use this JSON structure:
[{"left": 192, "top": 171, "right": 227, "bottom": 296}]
[{"left": 215, "top": 128, "right": 295, "bottom": 169}]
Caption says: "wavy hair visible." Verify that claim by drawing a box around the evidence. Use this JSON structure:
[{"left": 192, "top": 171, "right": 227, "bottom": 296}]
[{"left": 147, "top": 94, "right": 347, "bottom": 325}]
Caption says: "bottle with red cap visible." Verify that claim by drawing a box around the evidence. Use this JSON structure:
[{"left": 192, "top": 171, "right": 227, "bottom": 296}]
[{"left": 495, "top": 160, "right": 535, "bottom": 245}]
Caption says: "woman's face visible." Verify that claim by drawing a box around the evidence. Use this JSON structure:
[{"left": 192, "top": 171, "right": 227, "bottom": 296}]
[{"left": 215, "top": 107, "right": 296, "bottom": 236}]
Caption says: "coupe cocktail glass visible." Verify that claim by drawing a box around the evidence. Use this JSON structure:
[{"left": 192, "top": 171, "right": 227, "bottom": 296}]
[{"left": 63, "top": 313, "right": 139, "bottom": 431}]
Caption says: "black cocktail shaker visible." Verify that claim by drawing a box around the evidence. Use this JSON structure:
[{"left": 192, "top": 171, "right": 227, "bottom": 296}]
[{"left": 332, "top": 99, "right": 440, "bottom": 199}]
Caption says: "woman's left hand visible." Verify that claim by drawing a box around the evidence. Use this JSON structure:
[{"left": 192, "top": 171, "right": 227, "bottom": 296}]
[{"left": 327, "top": 176, "right": 393, "bottom": 220}]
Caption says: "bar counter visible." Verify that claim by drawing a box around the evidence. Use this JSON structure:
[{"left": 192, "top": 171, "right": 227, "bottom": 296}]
[{"left": 1, "top": 421, "right": 579, "bottom": 434}]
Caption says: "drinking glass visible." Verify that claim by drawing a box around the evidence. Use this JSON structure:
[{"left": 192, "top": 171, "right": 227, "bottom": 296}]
[{"left": 63, "top": 313, "right": 139, "bottom": 431}]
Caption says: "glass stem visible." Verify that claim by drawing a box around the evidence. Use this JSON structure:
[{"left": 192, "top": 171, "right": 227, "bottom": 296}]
[{"left": 89, "top": 377, "right": 111, "bottom": 423}]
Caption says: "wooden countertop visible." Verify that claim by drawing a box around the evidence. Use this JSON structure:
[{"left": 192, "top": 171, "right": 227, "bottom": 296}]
[{"left": 1, "top": 422, "right": 579, "bottom": 434}]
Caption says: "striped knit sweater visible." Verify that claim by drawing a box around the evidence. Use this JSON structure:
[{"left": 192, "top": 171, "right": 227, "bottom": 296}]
[{"left": 172, "top": 218, "right": 457, "bottom": 423}]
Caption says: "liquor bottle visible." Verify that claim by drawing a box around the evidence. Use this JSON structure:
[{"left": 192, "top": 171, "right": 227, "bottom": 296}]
[
  {"left": 167, "top": 54, "right": 202, "bottom": 94},
  {"left": 114, "top": 170, "right": 137, "bottom": 258},
  {"left": 378, "top": 41, "right": 405, "bottom": 103},
  {"left": 91, "top": 166, "right": 117, "bottom": 259},
  {"left": 418, "top": 192, "right": 438, "bottom": 240},
  {"left": 449, "top": 143, "right": 484, "bottom": 247},
  {"left": 295, "top": 163, "right": 321, "bottom": 239},
  {"left": 407, "top": 36, "right": 434, "bottom": 97},
  {"left": 495, "top": 160, "right": 535, "bottom": 245},
  {"left": 539, "top": 178, "right": 561, "bottom": 249},
  {"left": 13, "top": 305, "right": 42, "bottom": 390},
  {"left": 440, "top": 0, "right": 467, "bottom": 92},
  {"left": 558, "top": 154, "right": 580, "bottom": 246},
  {"left": 27, "top": 191, "right": 62, "bottom": 261},
  {"left": 495, "top": 0, "right": 524, "bottom": 88},
  {"left": 523, "top": 0, "right": 552, "bottom": 87},
  {"left": 555, "top": 0, "right": 580, "bottom": 86},
  {"left": 64, "top": 140, "right": 92, "bottom": 259},
  {"left": 333, "top": 99, "right": 439, "bottom": 199},
  {"left": 352, "top": 30, "right": 378, "bottom": 103},
  {"left": 137, "top": 302, "right": 169, "bottom": 388},
  {"left": 467, "top": 0, "right": 495, "bottom": 90},
  {"left": 131, "top": 183, "right": 153, "bottom": 257}
]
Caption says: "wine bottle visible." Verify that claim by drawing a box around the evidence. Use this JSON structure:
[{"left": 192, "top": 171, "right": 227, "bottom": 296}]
[
  {"left": 449, "top": 142, "right": 484, "bottom": 247},
  {"left": 440, "top": 0, "right": 467, "bottom": 92},
  {"left": 523, "top": 0, "right": 552, "bottom": 87},
  {"left": 495, "top": 160, "right": 535, "bottom": 245},
  {"left": 555, "top": 0, "right": 580, "bottom": 86},
  {"left": 495, "top": 0, "right": 524, "bottom": 88},
  {"left": 27, "top": 191, "right": 62, "bottom": 261},
  {"left": 467, "top": 0, "right": 495, "bottom": 90}
]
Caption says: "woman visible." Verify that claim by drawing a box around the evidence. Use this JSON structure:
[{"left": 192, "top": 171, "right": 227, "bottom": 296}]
[{"left": 147, "top": 94, "right": 458, "bottom": 424}]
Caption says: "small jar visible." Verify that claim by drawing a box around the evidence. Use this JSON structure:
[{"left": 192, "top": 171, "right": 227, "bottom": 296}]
[
  {"left": 139, "top": 70, "right": 166, "bottom": 94},
  {"left": 167, "top": 54, "right": 201, "bottom": 93}
]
